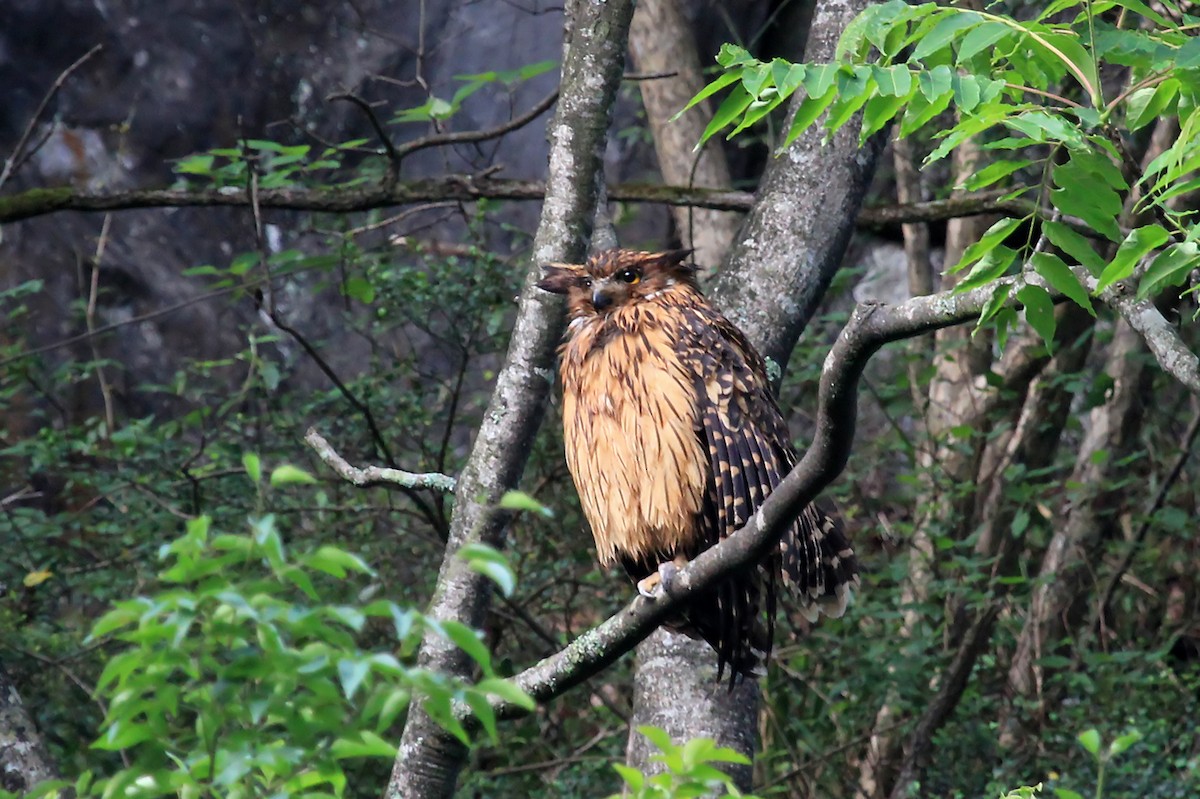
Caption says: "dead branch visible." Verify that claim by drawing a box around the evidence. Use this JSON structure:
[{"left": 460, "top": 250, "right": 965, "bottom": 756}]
[
  {"left": 304, "top": 428, "right": 457, "bottom": 492},
  {"left": 0, "top": 44, "right": 103, "bottom": 191},
  {"left": 0, "top": 179, "right": 1048, "bottom": 228},
  {"left": 393, "top": 88, "right": 559, "bottom": 163}
]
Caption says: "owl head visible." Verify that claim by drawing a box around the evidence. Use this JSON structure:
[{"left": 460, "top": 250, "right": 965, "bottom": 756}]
[{"left": 537, "top": 248, "right": 696, "bottom": 315}]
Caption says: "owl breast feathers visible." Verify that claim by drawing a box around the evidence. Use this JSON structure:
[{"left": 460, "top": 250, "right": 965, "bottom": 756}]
[{"left": 538, "top": 248, "right": 859, "bottom": 681}]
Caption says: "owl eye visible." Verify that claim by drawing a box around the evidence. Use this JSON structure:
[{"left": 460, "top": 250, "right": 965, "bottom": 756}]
[
  {"left": 617, "top": 268, "right": 641, "bottom": 284},
  {"left": 582, "top": 277, "right": 593, "bottom": 288}
]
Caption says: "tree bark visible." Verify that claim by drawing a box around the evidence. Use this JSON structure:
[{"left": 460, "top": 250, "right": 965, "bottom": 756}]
[
  {"left": 627, "top": 0, "right": 740, "bottom": 270},
  {"left": 626, "top": 0, "right": 883, "bottom": 790},
  {"left": 710, "top": 1, "right": 884, "bottom": 374},
  {"left": 385, "top": 2, "right": 635, "bottom": 797},
  {"left": 0, "top": 663, "right": 57, "bottom": 794}
]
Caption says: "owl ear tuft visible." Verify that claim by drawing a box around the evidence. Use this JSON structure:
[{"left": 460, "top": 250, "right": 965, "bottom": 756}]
[
  {"left": 648, "top": 248, "right": 696, "bottom": 274},
  {"left": 537, "top": 263, "right": 584, "bottom": 295}
]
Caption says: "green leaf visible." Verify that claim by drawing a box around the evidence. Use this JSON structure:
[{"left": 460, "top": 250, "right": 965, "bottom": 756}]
[
  {"left": 1051, "top": 164, "right": 1123, "bottom": 243},
  {"left": 612, "top": 764, "right": 645, "bottom": 791},
  {"left": 269, "top": 464, "right": 318, "bottom": 486},
  {"left": 344, "top": 276, "right": 376, "bottom": 304},
  {"left": 918, "top": 64, "right": 954, "bottom": 101},
  {"left": 477, "top": 677, "right": 536, "bottom": 710},
  {"left": 1039, "top": 32, "right": 1100, "bottom": 104},
  {"left": 1055, "top": 789, "right": 1085, "bottom": 799},
  {"left": 1078, "top": 728, "right": 1102, "bottom": 756},
  {"left": 440, "top": 620, "right": 493, "bottom": 673},
  {"left": 783, "top": 87, "right": 836, "bottom": 146},
  {"left": 952, "top": 73, "right": 981, "bottom": 113},
  {"left": 1138, "top": 241, "right": 1200, "bottom": 299},
  {"left": 1126, "top": 79, "right": 1179, "bottom": 131},
  {"left": 912, "top": 11, "right": 981, "bottom": 60},
  {"left": 1095, "top": 224, "right": 1170, "bottom": 293},
  {"left": 716, "top": 43, "right": 755, "bottom": 68},
  {"left": 89, "top": 606, "right": 139, "bottom": 641},
  {"left": 826, "top": 68, "right": 874, "bottom": 131},
  {"left": 459, "top": 542, "right": 518, "bottom": 597},
  {"left": 873, "top": 64, "right": 912, "bottom": 96},
  {"left": 464, "top": 690, "right": 498, "bottom": 741},
  {"left": 961, "top": 159, "right": 1035, "bottom": 191},
  {"left": 332, "top": 731, "right": 397, "bottom": 759},
  {"left": 802, "top": 63, "right": 838, "bottom": 99},
  {"left": 1178, "top": 36, "right": 1200, "bottom": 68},
  {"left": 698, "top": 84, "right": 753, "bottom": 146},
  {"left": 305, "top": 545, "right": 374, "bottom": 578},
  {"left": 638, "top": 725, "right": 676, "bottom": 752},
  {"left": 243, "top": 452, "right": 262, "bottom": 482},
  {"left": 1031, "top": 252, "right": 1095, "bottom": 316},
  {"left": 674, "top": 70, "right": 743, "bottom": 121},
  {"left": 862, "top": 90, "right": 912, "bottom": 141},
  {"left": 498, "top": 489, "right": 553, "bottom": 518},
  {"left": 952, "top": 217, "right": 1023, "bottom": 274},
  {"left": 900, "top": 86, "right": 954, "bottom": 137},
  {"left": 1042, "top": 221, "right": 1106, "bottom": 274},
  {"left": 957, "top": 245, "right": 1017, "bottom": 292},
  {"left": 957, "top": 21, "right": 1011, "bottom": 61},
  {"left": 1017, "top": 284, "right": 1056, "bottom": 349},
  {"left": 978, "top": 282, "right": 1014, "bottom": 327},
  {"left": 1108, "top": 729, "right": 1143, "bottom": 757},
  {"left": 338, "top": 658, "right": 371, "bottom": 699}
]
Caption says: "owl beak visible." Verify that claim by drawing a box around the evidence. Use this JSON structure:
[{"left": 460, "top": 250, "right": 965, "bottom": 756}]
[{"left": 592, "top": 286, "right": 615, "bottom": 311}]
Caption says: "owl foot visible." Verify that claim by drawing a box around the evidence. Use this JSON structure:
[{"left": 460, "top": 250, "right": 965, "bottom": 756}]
[{"left": 637, "top": 556, "right": 689, "bottom": 598}]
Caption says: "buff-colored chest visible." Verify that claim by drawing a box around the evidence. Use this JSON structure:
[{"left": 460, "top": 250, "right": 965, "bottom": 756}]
[{"left": 558, "top": 304, "right": 708, "bottom": 566}]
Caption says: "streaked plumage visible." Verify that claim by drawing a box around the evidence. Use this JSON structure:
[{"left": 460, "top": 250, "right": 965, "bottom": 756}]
[{"left": 539, "top": 248, "right": 859, "bottom": 680}]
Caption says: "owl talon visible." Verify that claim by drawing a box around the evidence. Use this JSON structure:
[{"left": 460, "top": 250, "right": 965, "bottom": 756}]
[{"left": 636, "top": 573, "right": 662, "bottom": 598}]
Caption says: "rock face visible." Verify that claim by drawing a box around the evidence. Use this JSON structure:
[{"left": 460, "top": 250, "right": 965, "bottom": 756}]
[
  {"left": 1, "top": 1, "right": 791, "bottom": 427},
  {"left": 0, "top": 0, "right": 579, "bottom": 423}
]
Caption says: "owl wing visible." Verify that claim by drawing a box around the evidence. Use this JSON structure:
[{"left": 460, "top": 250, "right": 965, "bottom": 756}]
[{"left": 673, "top": 304, "right": 859, "bottom": 677}]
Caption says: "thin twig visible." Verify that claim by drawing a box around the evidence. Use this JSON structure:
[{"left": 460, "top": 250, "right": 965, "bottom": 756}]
[
  {"left": 393, "top": 88, "right": 560, "bottom": 163},
  {"left": 84, "top": 214, "right": 117, "bottom": 437},
  {"left": 0, "top": 44, "right": 103, "bottom": 190},
  {"left": 1090, "top": 402, "right": 1200, "bottom": 638},
  {"left": 304, "top": 428, "right": 457, "bottom": 492},
  {"left": 327, "top": 92, "right": 401, "bottom": 181}
]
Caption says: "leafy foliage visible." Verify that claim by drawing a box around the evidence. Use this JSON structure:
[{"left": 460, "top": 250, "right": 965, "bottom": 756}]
[
  {"left": 609, "top": 727, "right": 760, "bottom": 799},
  {"left": 688, "top": 0, "right": 1200, "bottom": 346},
  {"left": 4, "top": 505, "right": 530, "bottom": 799}
]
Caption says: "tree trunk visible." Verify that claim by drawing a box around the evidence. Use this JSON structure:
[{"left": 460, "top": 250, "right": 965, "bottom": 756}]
[
  {"left": 626, "top": 0, "right": 883, "bottom": 790},
  {"left": 386, "top": 2, "right": 635, "bottom": 796},
  {"left": 0, "top": 663, "right": 57, "bottom": 795},
  {"left": 627, "top": 0, "right": 740, "bottom": 270}
]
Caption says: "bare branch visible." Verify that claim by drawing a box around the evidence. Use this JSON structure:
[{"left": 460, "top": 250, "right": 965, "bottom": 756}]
[
  {"left": 0, "top": 179, "right": 1055, "bottom": 228},
  {"left": 304, "top": 428, "right": 457, "bottom": 492},
  {"left": 327, "top": 92, "right": 401, "bottom": 181},
  {"left": 0, "top": 44, "right": 103, "bottom": 190},
  {"left": 393, "top": 88, "right": 559, "bottom": 162},
  {"left": 1072, "top": 264, "right": 1200, "bottom": 395}
]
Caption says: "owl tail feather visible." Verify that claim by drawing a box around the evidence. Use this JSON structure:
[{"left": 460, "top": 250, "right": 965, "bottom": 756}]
[
  {"left": 662, "top": 574, "right": 770, "bottom": 685},
  {"left": 782, "top": 504, "right": 861, "bottom": 622}
]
